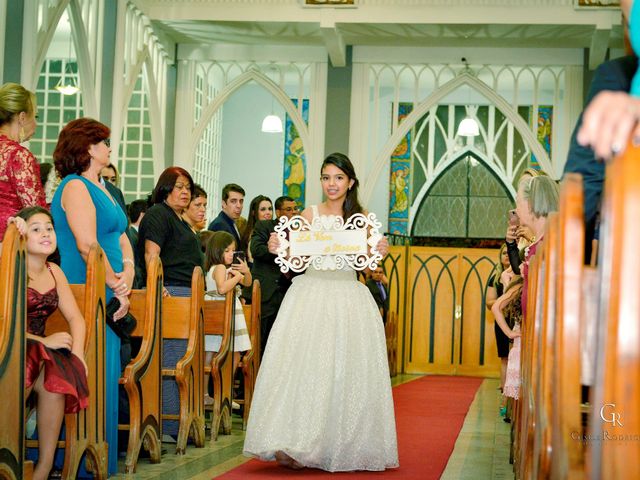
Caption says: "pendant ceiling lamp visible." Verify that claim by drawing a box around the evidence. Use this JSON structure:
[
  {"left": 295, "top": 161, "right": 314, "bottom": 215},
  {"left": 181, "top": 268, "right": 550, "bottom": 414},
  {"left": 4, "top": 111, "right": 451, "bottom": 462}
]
[
  {"left": 54, "top": 20, "right": 80, "bottom": 96},
  {"left": 456, "top": 57, "right": 479, "bottom": 137},
  {"left": 261, "top": 114, "right": 283, "bottom": 133},
  {"left": 261, "top": 67, "right": 283, "bottom": 133}
]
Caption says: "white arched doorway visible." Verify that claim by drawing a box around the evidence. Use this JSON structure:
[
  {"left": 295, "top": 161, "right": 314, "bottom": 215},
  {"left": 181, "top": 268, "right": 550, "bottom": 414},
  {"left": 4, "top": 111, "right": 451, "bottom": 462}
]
[{"left": 177, "top": 64, "right": 326, "bottom": 216}]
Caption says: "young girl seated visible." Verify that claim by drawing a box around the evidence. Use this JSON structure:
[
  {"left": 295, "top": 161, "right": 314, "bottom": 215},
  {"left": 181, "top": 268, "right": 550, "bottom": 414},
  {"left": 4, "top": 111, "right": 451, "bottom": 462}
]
[
  {"left": 11, "top": 206, "right": 89, "bottom": 480},
  {"left": 203, "top": 231, "right": 252, "bottom": 406},
  {"left": 491, "top": 277, "right": 523, "bottom": 401}
]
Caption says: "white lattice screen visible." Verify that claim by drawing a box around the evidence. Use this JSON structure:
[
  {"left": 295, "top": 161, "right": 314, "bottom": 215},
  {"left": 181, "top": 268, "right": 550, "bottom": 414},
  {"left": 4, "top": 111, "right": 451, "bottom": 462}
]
[
  {"left": 31, "top": 59, "right": 84, "bottom": 164},
  {"left": 118, "top": 71, "right": 156, "bottom": 202}
]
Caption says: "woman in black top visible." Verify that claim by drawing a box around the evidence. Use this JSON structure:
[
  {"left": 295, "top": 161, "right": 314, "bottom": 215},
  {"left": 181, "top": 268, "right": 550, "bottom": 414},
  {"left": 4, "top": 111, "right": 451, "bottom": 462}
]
[
  {"left": 487, "top": 244, "right": 511, "bottom": 409},
  {"left": 136, "top": 166, "right": 204, "bottom": 438},
  {"left": 137, "top": 167, "right": 204, "bottom": 290}
]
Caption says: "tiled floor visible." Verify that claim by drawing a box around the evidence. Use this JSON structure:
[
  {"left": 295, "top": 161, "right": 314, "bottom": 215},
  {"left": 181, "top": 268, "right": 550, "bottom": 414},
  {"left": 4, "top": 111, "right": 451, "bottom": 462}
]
[
  {"left": 116, "top": 376, "right": 514, "bottom": 479},
  {"left": 441, "top": 378, "right": 515, "bottom": 480}
]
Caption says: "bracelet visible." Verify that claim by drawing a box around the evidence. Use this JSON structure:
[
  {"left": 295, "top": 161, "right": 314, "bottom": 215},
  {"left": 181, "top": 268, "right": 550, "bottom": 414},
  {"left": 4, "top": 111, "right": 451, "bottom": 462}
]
[{"left": 123, "top": 258, "right": 135, "bottom": 268}]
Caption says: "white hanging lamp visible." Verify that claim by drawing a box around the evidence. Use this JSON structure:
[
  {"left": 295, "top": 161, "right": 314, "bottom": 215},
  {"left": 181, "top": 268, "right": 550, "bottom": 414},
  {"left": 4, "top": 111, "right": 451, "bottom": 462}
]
[
  {"left": 261, "top": 114, "right": 283, "bottom": 133},
  {"left": 54, "top": 20, "right": 80, "bottom": 96},
  {"left": 457, "top": 117, "right": 479, "bottom": 137},
  {"left": 456, "top": 57, "right": 478, "bottom": 137},
  {"left": 261, "top": 74, "right": 283, "bottom": 133}
]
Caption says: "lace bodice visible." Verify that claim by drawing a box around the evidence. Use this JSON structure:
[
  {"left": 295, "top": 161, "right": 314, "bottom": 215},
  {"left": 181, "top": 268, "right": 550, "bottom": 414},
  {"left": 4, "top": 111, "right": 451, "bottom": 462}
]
[
  {"left": 27, "top": 287, "right": 58, "bottom": 336},
  {"left": 26, "top": 263, "right": 58, "bottom": 336}
]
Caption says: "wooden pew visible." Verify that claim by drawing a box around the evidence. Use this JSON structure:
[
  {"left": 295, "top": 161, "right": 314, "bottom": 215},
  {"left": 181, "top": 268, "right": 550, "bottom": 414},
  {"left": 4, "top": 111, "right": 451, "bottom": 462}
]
[
  {"left": 0, "top": 224, "right": 33, "bottom": 480},
  {"left": 239, "top": 280, "right": 261, "bottom": 430},
  {"left": 161, "top": 268, "right": 206, "bottom": 454},
  {"left": 203, "top": 291, "right": 234, "bottom": 441},
  {"left": 550, "top": 173, "right": 585, "bottom": 479},
  {"left": 516, "top": 239, "right": 544, "bottom": 479},
  {"left": 513, "top": 174, "right": 599, "bottom": 479},
  {"left": 29, "top": 244, "right": 108, "bottom": 479},
  {"left": 532, "top": 213, "right": 560, "bottom": 479},
  {"left": 118, "top": 255, "right": 163, "bottom": 473},
  {"left": 589, "top": 142, "right": 640, "bottom": 479}
]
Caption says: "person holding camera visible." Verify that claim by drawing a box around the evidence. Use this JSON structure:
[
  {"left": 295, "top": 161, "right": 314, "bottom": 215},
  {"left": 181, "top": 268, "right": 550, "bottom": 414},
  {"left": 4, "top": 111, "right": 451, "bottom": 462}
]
[{"left": 203, "top": 231, "right": 252, "bottom": 405}]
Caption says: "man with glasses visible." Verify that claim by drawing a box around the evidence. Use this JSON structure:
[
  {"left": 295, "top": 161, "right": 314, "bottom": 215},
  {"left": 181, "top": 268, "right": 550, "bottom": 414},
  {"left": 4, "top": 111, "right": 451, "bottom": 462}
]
[
  {"left": 250, "top": 195, "right": 299, "bottom": 353},
  {"left": 274, "top": 196, "right": 299, "bottom": 219},
  {"left": 99, "top": 156, "right": 126, "bottom": 215}
]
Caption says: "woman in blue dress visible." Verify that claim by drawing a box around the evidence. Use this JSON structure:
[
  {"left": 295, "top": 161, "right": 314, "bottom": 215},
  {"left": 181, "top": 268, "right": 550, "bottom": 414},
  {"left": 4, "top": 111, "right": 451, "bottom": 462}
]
[{"left": 51, "top": 118, "right": 133, "bottom": 476}]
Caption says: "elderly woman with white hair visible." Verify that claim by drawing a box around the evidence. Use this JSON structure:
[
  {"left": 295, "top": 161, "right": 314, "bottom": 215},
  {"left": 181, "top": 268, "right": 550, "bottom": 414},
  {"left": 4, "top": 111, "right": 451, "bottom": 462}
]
[{"left": 515, "top": 175, "right": 559, "bottom": 316}]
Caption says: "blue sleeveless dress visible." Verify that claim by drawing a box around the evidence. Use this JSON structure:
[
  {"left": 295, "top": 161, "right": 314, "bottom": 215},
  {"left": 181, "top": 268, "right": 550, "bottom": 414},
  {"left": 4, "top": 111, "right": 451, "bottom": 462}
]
[
  {"left": 630, "top": 0, "right": 640, "bottom": 96},
  {"left": 51, "top": 174, "right": 127, "bottom": 476}
]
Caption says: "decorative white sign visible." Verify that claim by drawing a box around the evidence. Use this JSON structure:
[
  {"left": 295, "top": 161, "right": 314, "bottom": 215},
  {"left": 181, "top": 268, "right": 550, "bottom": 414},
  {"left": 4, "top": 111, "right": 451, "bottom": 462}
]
[{"left": 274, "top": 212, "right": 383, "bottom": 273}]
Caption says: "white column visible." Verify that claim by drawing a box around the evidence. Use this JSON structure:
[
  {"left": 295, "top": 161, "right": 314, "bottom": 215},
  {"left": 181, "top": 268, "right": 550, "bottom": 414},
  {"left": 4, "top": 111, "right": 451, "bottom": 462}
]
[
  {"left": 306, "top": 61, "right": 328, "bottom": 206},
  {"left": 348, "top": 63, "right": 370, "bottom": 188},
  {"left": 173, "top": 59, "right": 197, "bottom": 171},
  {"left": 21, "top": 0, "right": 38, "bottom": 88},
  {"left": 556, "top": 65, "right": 583, "bottom": 177},
  {"left": 0, "top": 0, "right": 6, "bottom": 83}
]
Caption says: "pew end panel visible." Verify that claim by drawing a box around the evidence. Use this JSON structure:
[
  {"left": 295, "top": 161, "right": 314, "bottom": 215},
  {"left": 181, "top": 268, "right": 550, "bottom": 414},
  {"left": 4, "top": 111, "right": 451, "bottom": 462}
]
[
  {"left": 203, "top": 293, "right": 233, "bottom": 441},
  {"left": 36, "top": 244, "right": 108, "bottom": 480},
  {"left": 551, "top": 173, "right": 586, "bottom": 479},
  {"left": 517, "top": 243, "right": 544, "bottom": 480},
  {"left": 118, "top": 255, "right": 163, "bottom": 473},
  {"left": 0, "top": 224, "right": 32, "bottom": 480},
  {"left": 239, "top": 279, "right": 261, "bottom": 430},
  {"left": 161, "top": 267, "right": 206, "bottom": 454},
  {"left": 590, "top": 142, "right": 640, "bottom": 479}
]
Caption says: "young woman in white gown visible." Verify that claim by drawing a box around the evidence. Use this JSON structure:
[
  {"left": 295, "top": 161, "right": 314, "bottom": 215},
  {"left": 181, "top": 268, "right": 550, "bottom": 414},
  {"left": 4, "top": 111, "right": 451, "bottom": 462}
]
[{"left": 243, "top": 153, "right": 399, "bottom": 472}]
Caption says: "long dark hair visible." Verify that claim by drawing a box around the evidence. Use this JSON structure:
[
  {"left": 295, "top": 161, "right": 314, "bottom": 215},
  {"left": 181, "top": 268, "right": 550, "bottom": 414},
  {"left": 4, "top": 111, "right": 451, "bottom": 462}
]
[
  {"left": 16, "top": 205, "right": 53, "bottom": 224},
  {"left": 240, "top": 195, "right": 272, "bottom": 253},
  {"left": 322, "top": 152, "right": 363, "bottom": 220},
  {"left": 204, "top": 231, "right": 235, "bottom": 271},
  {"left": 16, "top": 206, "right": 60, "bottom": 270}
]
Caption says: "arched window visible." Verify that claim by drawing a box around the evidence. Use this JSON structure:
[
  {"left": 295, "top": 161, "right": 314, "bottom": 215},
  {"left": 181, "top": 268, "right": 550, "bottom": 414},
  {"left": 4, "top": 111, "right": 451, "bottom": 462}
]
[{"left": 412, "top": 154, "right": 513, "bottom": 238}]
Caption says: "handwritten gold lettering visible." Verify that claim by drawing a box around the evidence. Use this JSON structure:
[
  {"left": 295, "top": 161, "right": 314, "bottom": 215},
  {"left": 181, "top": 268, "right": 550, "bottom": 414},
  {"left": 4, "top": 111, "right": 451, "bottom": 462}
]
[{"left": 332, "top": 243, "right": 361, "bottom": 253}]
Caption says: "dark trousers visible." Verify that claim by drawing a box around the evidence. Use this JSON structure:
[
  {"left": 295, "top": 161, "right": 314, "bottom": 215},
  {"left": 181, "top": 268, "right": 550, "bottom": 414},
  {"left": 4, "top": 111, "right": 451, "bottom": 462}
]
[{"left": 260, "top": 310, "right": 278, "bottom": 356}]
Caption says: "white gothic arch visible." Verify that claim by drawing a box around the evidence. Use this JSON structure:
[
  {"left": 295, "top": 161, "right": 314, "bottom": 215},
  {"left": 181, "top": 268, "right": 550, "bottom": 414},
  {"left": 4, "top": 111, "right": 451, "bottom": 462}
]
[
  {"left": 187, "top": 69, "right": 314, "bottom": 173},
  {"left": 361, "top": 72, "right": 553, "bottom": 204}
]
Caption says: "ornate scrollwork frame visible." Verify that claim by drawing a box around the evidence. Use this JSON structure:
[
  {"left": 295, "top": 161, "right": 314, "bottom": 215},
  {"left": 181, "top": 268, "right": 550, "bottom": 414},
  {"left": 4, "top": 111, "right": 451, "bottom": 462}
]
[{"left": 274, "top": 213, "right": 383, "bottom": 272}]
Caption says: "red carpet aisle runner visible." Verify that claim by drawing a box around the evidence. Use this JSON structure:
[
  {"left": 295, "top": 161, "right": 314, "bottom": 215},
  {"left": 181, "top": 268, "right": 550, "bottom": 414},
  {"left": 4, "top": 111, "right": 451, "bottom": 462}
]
[{"left": 217, "top": 375, "right": 483, "bottom": 479}]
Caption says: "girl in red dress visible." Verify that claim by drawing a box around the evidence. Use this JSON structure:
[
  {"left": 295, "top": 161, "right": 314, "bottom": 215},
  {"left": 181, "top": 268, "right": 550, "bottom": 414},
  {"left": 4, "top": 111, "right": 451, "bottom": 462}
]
[{"left": 11, "top": 206, "right": 89, "bottom": 480}]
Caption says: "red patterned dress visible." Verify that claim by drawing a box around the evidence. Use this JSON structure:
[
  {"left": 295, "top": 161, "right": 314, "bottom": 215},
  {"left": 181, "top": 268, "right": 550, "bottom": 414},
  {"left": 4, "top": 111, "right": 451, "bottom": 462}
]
[
  {"left": 25, "top": 264, "right": 89, "bottom": 413},
  {"left": 0, "top": 134, "right": 46, "bottom": 241}
]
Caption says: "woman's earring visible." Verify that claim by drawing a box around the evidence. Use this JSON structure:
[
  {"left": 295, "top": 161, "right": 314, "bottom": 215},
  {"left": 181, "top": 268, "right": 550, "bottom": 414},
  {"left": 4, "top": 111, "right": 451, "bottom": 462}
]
[{"left": 19, "top": 126, "right": 26, "bottom": 143}]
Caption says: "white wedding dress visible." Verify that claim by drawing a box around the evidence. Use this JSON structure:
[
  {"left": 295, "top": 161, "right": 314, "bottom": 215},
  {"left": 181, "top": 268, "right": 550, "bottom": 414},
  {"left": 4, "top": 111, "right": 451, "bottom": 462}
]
[{"left": 243, "top": 207, "right": 398, "bottom": 472}]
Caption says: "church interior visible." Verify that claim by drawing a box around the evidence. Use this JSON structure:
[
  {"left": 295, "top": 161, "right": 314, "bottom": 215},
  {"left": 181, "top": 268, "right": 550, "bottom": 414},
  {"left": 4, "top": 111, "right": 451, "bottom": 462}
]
[{"left": 1, "top": 0, "right": 637, "bottom": 479}]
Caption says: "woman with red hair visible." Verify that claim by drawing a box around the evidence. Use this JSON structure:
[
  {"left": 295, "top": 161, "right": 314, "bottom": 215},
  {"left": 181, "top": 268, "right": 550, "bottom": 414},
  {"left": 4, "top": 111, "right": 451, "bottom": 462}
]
[{"left": 50, "top": 117, "right": 133, "bottom": 475}]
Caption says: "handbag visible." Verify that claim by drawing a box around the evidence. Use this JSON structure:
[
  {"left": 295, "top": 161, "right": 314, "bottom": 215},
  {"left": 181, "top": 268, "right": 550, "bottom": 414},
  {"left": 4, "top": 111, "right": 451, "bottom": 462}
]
[{"left": 105, "top": 297, "right": 137, "bottom": 340}]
